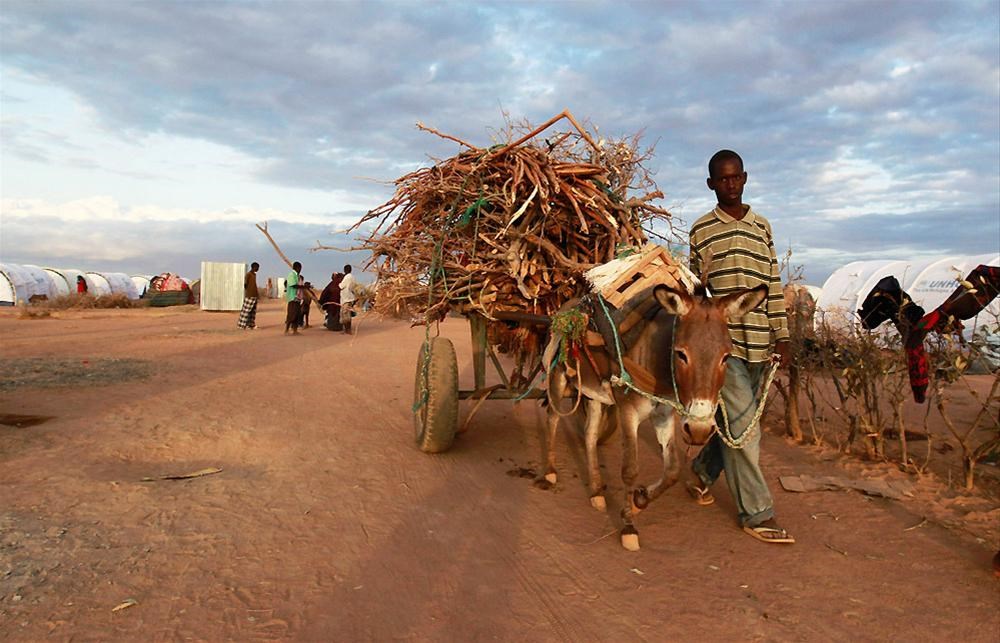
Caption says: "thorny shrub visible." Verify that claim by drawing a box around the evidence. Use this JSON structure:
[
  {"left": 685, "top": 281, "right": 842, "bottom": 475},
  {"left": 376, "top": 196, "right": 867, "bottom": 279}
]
[
  {"left": 923, "top": 321, "right": 1000, "bottom": 490},
  {"left": 783, "top": 300, "right": 999, "bottom": 489},
  {"left": 801, "top": 313, "right": 913, "bottom": 461}
]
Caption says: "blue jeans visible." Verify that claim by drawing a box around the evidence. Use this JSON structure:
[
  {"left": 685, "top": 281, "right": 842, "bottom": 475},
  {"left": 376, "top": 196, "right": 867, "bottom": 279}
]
[{"left": 691, "top": 358, "right": 775, "bottom": 528}]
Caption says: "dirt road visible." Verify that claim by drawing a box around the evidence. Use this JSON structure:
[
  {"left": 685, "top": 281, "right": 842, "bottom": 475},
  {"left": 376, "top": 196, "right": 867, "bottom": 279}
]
[{"left": 1, "top": 302, "right": 997, "bottom": 640}]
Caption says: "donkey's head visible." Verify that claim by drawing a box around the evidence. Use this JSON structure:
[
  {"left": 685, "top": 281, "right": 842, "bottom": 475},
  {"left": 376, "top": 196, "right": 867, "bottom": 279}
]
[{"left": 653, "top": 283, "right": 769, "bottom": 445}]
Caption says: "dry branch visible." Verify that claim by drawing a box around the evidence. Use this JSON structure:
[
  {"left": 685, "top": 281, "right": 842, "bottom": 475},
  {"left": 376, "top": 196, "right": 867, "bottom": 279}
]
[{"left": 350, "top": 111, "right": 676, "bottom": 341}]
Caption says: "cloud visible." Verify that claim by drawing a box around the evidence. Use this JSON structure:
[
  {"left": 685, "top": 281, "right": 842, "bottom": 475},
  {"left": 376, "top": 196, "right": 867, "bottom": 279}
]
[{"left": 0, "top": 0, "right": 997, "bottom": 289}]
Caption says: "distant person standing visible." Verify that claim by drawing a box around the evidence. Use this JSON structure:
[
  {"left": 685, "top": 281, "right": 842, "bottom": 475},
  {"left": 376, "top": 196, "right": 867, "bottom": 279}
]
[
  {"left": 298, "top": 276, "right": 315, "bottom": 329},
  {"left": 285, "top": 261, "right": 302, "bottom": 335},
  {"left": 238, "top": 262, "right": 260, "bottom": 330},
  {"left": 76, "top": 276, "right": 88, "bottom": 294},
  {"left": 319, "top": 272, "right": 343, "bottom": 331},
  {"left": 339, "top": 264, "right": 358, "bottom": 334}
]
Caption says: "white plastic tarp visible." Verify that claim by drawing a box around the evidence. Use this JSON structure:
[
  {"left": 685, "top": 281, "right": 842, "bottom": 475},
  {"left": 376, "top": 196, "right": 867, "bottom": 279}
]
[
  {"left": 44, "top": 268, "right": 95, "bottom": 295},
  {"left": 21, "top": 265, "right": 59, "bottom": 300},
  {"left": 43, "top": 268, "right": 71, "bottom": 296},
  {"left": 85, "top": 272, "right": 114, "bottom": 296},
  {"left": 815, "top": 260, "right": 897, "bottom": 327},
  {"left": 131, "top": 275, "right": 152, "bottom": 298},
  {"left": 818, "top": 255, "right": 1000, "bottom": 339},
  {"left": 100, "top": 272, "right": 140, "bottom": 299},
  {"left": 0, "top": 263, "right": 59, "bottom": 305}
]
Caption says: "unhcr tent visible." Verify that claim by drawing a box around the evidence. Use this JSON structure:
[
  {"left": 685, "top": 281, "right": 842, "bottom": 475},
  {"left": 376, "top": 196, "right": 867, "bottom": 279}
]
[
  {"left": 43, "top": 268, "right": 96, "bottom": 296},
  {"left": 0, "top": 263, "right": 59, "bottom": 305},
  {"left": 818, "top": 254, "right": 1000, "bottom": 338},
  {"left": 130, "top": 275, "right": 152, "bottom": 298},
  {"left": 21, "top": 265, "right": 59, "bottom": 300},
  {"left": 86, "top": 271, "right": 140, "bottom": 299},
  {"left": 43, "top": 268, "right": 71, "bottom": 296}
]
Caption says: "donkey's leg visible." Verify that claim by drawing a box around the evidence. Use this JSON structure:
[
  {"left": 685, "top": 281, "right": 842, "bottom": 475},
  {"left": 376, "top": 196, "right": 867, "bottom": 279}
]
[
  {"left": 543, "top": 368, "right": 569, "bottom": 485},
  {"left": 583, "top": 398, "right": 607, "bottom": 511},
  {"left": 617, "top": 403, "right": 642, "bottom": 551},
  {"left": 643, "top": 406, "right": 682, "bottom": 503}
]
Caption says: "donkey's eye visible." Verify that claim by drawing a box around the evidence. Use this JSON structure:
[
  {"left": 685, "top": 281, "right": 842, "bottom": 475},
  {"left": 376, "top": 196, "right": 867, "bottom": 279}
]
[{"left": 674, "top": 349, "right": 689, "bottom": 364}]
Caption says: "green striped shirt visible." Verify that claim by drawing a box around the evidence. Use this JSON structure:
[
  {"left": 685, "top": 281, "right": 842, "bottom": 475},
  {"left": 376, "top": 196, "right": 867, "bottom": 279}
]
[{"left": 689, "top": 205, "right": 789, "bottom": 362}]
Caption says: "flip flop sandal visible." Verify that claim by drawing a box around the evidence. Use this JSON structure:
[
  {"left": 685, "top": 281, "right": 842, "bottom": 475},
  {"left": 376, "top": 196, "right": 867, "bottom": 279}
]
[
  {"left": 743, "top": 525, "right": 796, "bottom": 544},
  {"left": 686, "top": 481, "right": 715, "bottom": 506}
]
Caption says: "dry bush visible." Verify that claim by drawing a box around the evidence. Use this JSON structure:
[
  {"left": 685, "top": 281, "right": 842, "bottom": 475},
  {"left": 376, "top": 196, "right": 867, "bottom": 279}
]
[
  {"left": 791, "top": 308, "right": 905, "bottom": 459},
  {"left": 16, "top": 303, "right": 51, "bottom": 319},
  {"left": 791, "top": 305, "right": 999, "bottom": 489},
  {"left": 772, "top": 254, "right": 815, "bottom": 443},
  {"left": 925, "top": 322, "right": 1000, "bottom": 490},
  {"left": 44, "top": 293, "right": 148, "bottom": 310}
]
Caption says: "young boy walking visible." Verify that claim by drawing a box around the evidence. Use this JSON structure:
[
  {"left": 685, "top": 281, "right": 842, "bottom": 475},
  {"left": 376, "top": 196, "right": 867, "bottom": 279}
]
[{"left": 688, "top": 149, "right": 794, "bottom": 544}]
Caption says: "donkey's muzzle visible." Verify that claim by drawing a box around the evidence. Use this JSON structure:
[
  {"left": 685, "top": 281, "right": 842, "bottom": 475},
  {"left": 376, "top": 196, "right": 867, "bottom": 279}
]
[
  {"left": 682, "top": 421, "right": 717, "bottom": 446},
  {"left": 682, "top": 399, "right": 717, "bottom": 445}
]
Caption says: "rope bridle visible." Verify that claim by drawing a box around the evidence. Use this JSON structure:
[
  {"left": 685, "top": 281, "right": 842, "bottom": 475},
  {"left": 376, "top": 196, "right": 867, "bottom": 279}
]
[{"left": 594, "top": 292, "right": 779, "bottom": 450}]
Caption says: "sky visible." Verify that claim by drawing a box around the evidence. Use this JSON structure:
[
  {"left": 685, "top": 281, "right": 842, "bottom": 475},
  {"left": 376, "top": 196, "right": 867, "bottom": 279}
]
[{"left": 1, "top": 0, "right": 998, "bottom": 287}]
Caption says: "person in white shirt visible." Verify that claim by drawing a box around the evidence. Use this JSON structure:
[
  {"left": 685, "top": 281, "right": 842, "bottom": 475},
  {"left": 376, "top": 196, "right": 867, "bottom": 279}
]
[{"left": 339, "top": 264, "right": 358, "bottom": 334}]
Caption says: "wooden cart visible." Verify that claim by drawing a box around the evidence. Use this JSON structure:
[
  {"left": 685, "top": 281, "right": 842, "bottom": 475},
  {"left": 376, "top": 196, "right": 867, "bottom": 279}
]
[
  {"left": 412, "top": 245, "right": 687, "bottom": 453},
  {"left": 413, "top": 310, "right": 551, "bottom": 453}
]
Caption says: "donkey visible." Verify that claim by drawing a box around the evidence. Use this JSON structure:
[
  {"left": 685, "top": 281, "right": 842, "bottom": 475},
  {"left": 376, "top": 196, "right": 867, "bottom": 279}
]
[{"left": 543, "top": 282, "right": 768, "bottom": 551}]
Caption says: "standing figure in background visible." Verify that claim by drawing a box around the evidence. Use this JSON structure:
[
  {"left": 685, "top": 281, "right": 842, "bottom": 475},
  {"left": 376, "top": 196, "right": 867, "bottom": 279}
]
[
  {"left": 76, "top": 276, "right": 88, "bottom": 294},
  {"left": 320, "top": 272, "right": 343, "bottom": 331},
  {"left": 339, "top": 264, "right": 358, "bottom": 335},
  {"left": 238, "top": 262, "right": 260, "bottom": 330},
  {"left": 284, "top": 261, "right": 302, "bottom": 335},
  {"left": 299, "top": 278, "right": 315, "bottom": 329}
]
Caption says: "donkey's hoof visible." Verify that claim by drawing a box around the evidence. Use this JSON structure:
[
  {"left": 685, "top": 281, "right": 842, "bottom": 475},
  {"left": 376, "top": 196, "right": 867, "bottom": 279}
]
[
  {"left": 621, "top": 528, "right": 640, "bottom": 551},
  {"left": 544, "top": 471, "right": 557, "bottom": 485},
  {"left": 590, "top": 495, "right": 607, "bottom": 511},
  {"left": 629, "top": 488, "right": 648, "bottom": 516}
]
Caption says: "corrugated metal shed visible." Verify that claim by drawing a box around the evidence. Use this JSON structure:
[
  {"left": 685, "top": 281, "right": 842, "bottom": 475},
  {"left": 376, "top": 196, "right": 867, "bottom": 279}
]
[{"left": 200, "top": 262, "right": 246, "bottom": 311}]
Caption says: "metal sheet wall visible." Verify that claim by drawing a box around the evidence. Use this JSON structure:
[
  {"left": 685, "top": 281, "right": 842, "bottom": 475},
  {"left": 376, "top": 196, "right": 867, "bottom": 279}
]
[{"left": 200, "top": 262, "right": 246, "bottom": 311}]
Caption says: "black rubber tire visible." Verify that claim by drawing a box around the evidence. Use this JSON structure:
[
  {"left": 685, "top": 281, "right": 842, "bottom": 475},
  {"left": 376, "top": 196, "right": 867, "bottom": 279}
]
[{"left": 413, "top": 337, "right": 459, "bottom": 453}]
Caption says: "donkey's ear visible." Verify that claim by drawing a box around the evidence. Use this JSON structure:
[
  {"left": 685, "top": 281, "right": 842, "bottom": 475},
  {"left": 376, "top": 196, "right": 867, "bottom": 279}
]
[
  {"left": 722, "top": 284, "right": 768, "bottom": 318},
  {"left": 654, "top": 285, "right": 692, "bottom": 316}
]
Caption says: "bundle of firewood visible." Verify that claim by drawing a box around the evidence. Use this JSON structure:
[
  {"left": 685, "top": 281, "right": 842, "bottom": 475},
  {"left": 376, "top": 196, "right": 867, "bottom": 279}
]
[{"left": 350, "top": 111, "right": 674, "bottom": 325}]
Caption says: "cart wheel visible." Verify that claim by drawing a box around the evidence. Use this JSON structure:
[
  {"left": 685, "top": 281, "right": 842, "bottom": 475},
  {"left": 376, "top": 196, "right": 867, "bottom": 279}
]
[{"left": 413, "top": 337, "right": 459, "bottom": 453}]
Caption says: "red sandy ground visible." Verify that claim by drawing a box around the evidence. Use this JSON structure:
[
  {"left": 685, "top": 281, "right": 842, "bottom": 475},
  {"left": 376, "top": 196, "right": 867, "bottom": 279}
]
[{"left": 1, "top": 301, "right": 997, "bottom": 641}]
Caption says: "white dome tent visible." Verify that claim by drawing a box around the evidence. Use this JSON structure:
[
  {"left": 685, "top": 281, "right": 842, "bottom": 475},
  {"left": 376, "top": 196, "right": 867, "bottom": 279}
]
[
  {"left": 0, "top": 263, "right": 59, "bottom": 305},
  {"left": 43, "top": 268, "right": 96, "bottom": 296},
  {"left": 84, "top": 271, "right": 113, "bottom": 296},
  {"left": 818, "top": 254, "right": 1000, "bottom": 338},
  {"left": 802, "top": 285, "right": 823, "bottom": 303},
  {"left": 906, "top": 253, "right": 1000, "bottom": 330},
  {"left": 85, "top": 271, "right": 140, "bottom": 299},
  {"left": 42, "top": 268, "right": 71, "bottom": 296},
  {"left": 21, "top": 265, "right": 60, "bottom": 300},
  {"left": 130, "top": 275, "right": 152, "bottom": 298},
  {"left": 815, "top": 260, "right": 900, "bottom": 327}
]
